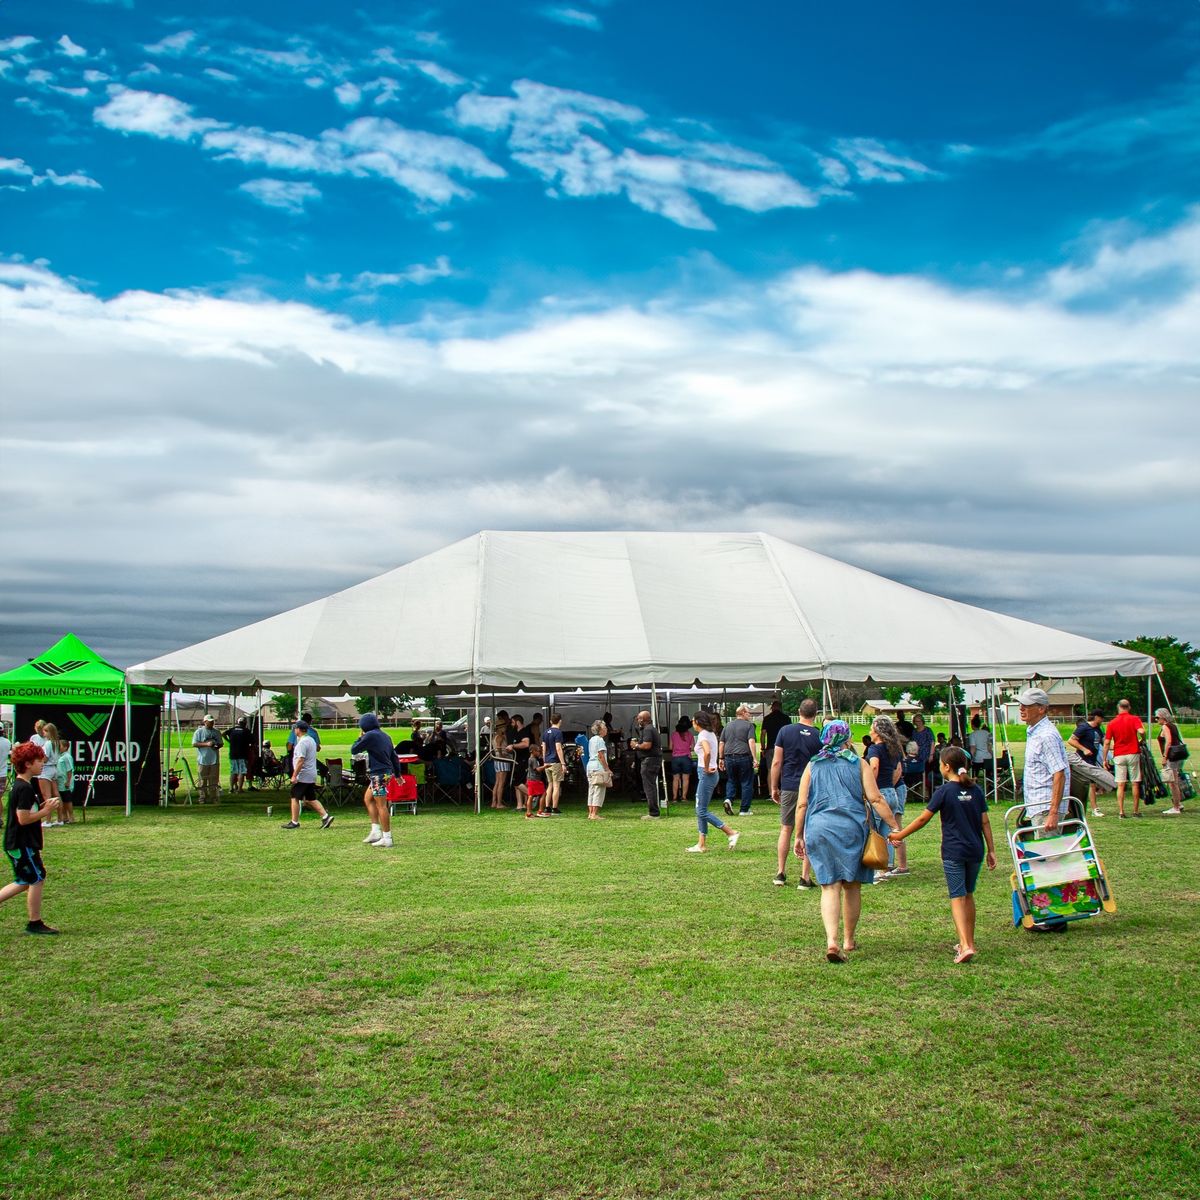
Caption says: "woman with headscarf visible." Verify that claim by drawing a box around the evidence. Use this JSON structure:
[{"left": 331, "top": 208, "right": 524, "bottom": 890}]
[
  {"left": 867, "top": 715, "right": 909, "bottom": 880},
  {"left": 794, "top": 721, "right": 901, "bottom": 962}
]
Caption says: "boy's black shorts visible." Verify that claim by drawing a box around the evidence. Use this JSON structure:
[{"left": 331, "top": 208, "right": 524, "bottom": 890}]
[
  {"left": 290, "top": 782, "right": 317, "bottom": 802},
  {"left": 6, "top": 847, "right": 47, "bottom": 886}
]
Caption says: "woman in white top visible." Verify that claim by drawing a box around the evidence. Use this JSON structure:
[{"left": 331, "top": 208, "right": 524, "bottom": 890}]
[
  {"left": 687, "top": 712, "right": 740, "bottom": 853},
  {"left": 585, "top": 719, "right": 610, "bottom": 820},
  {"left": 34, "top": 721, "right": 62, "bottom": 823}
]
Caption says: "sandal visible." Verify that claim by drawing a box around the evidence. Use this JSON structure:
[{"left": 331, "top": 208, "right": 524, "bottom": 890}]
[
  {"left": 953, "top": 947, "right": 976, "bottom": 964},
  {"left": 826, "top": 947, "right": 847, "bottom": 963}
]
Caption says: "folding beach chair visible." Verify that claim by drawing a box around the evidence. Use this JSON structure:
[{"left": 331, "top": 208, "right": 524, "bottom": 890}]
[{"left": 1004, "top": 805, "right": 1116, "bottom": 931}]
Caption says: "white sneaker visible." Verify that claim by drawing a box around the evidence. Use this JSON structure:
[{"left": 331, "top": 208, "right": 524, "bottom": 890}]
[
  {"left": 728, "top": 832, "right": 740, "bottom": 851},
  {"left": 685, "top": 843, "right": 705, "bottom": 853},
  {"left": 1091, "top": 809, "right": 1104, "bottom": 817},
  {"left": 363, "top": 829, "right": 382, "bottom": 844},
  {"left": 1162, "top": 808, "right": 1182, "bottom": 816},
  {"left": 373, "top": 833, "right": 393, "bottom": 846}
]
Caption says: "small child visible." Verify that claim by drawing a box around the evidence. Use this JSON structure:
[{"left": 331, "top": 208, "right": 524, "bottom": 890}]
[
  {"left": 56, "top": 739, "right": 75, "bottom": 825},
  {"left": 890, "top": 746, "right": 995, "bottom": 964},
  {"left": 525, "top": 746, "right": 547, "bottom": 818},
  {"left": 1, "top": 741, "right": 60, "bottom": 934}
]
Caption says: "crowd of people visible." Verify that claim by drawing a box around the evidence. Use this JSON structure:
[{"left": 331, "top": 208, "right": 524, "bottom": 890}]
[{"left": 1, "top": 693, "right": 1190, "bottom": 948}]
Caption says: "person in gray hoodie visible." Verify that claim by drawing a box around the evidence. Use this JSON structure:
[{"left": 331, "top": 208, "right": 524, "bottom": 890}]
[{"left": 352, "top": 712, "right": 400, "bottom": 848}]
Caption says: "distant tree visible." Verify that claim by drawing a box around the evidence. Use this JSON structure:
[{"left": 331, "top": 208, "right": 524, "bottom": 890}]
[
  {"left": 780, "top": 687, "right": 820, "bottom": 715},
  {"left": 880, "top": 684, "right": 963, "bottom": 712},
  {"left": 1083, "top": 636, "right": 1199, "bottom": 715},
  {"left": 272, "top": 694, "right": 297, "bottom": 722},
  {"left": 424, "top": 694, "right": 444, "bottom": 720},
  {"left": 353, "top": 695, "right": 409, "bottom": 720}
]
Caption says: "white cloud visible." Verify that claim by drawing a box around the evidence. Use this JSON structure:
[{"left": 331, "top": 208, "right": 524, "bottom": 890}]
[
  {"left": 238, "top": 178, "right": 321, "bottom": 213},
  {"left": 831, "top": 137, "right": 937, "bottom": 183},
  {"left": 0, "top": 36, "right": 39, "bottom": 53},
  {"left": 145, "top": 31, "right": 198, "bottom": 57},
  {"left": 307, "top": 256, "right": 454, "bottom": 292},
  {"left": 1, "top": 211, "right": 1197, "bottom": 658},
  {"left": 92, "top": 87, "right": 505, "bottom": 205},
  {"left": 56, "top": 35, "right": 89, "bottom": 59},
  {"left": 335, "top": 82, "right": 362, "bottom": 108},
  {"left": 409, "top": 60, "right": 466, "bottom": 87},
  {"left": 0, "top": 155, "right": 100, "bottom": 189},
  {"left": 454, "top": 79, "right": 817, "bottom": 228},
  {"left": 94, "top": 87, "right": 223, "bottom": 140},
  {"left": 541, "top": 7, "right": 603, "bottom": 31},
  {"left": 203, "top": 68, "right": 238, "bottom": 83}
]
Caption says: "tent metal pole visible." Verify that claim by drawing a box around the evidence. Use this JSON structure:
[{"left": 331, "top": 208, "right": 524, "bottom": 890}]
[
  {"left": 83, "top": 705, "right": 118, "bottom": 812},
  {"left": 473, "top": 682, "right": 481, "bottom": 814},
  {"left": 651, "top": 682, "right": 666, "bottom": 814},
  {"left": 124, "top": 680, "right": 132, "bottom": 817},
  {"left": 997, "top": 679, "right": 1017, "bottom": 801},
  {"left": 1147, "top": 674, "right": 1153, "bottom": 725},
  {"left": 987, "top": 679, "right": 998, "bottom": 806},
  {"left": 1154, "top": 669, "right": 1175, "bottom": 716}
]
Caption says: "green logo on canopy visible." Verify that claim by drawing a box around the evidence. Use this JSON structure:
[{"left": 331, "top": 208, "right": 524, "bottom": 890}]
[
  {"left": 67, "top": 712, "right": 109, "bottom": 736},
  {"left": 31, "top": 659, "right": 88, "bottom": 676}
]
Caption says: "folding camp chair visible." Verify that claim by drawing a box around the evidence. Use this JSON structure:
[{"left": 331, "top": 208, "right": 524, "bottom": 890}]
[
  {"left": 388, "top": 772, "right": 419, "bottom": 817},
  {"left": 324, "top": 759, "right": 357, "bottom": 807},
  {"left": 429, "top": 755, "right": 468, "bottom": 805}
]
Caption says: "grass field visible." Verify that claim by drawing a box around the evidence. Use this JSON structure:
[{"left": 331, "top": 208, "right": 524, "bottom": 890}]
[{"left": 1, "top": 784, "right": 1197, "bottom": 1199}]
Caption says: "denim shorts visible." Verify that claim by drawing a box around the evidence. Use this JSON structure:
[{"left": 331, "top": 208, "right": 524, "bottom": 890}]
[
  {"left": 671, "top": 755, "right": 693, "bottom": 776},
  {"left": 942, "top": 859, "right": 982, "bottom": 899}
]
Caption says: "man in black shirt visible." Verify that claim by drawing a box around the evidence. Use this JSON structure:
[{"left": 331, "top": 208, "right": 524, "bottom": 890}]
[
  {"left": 631, "top": 710, "right": 663, "bottom": 818},
  {"left": 226, "top": 717, "right": 253, "bottom": 794},
  {"left": 1066, "top": 710, "right": 1114, "bottom": 817},
  {"left": 758, "top": 700, "right": 790, "bottom": 798}
]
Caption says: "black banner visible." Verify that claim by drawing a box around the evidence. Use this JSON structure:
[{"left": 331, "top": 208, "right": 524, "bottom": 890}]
[{"left": 12, "top": 704, "right": 161, "bottom": 806}]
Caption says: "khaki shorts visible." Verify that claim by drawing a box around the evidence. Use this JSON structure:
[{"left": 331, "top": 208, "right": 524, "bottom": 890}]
[
  {"left": 544, "top": 762, "right": 565, "bottom": 784},
  {"left": 1159, "top": 762, "right": 1178, "bottom": 783},
  {"left": 1114, "top": 754, "right": 1141, "bottom": 784},
  {"left": 779, "top": 789, "right": 800, "bottom": 827}
]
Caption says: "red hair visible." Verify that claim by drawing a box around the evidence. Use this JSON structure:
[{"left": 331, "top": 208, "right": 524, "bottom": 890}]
[{"left": 11, "top": 741, "right": 47, "bottom": 773}]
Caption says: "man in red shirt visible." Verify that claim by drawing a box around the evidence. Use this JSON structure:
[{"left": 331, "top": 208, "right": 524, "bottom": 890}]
[{"left": 1103, "top": 699, "right": 1146, "bottom": 819}]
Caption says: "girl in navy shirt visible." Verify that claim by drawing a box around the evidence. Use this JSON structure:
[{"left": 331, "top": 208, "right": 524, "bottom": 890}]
[{"left": 890, "top": 747, "right": 996, "bottom": 964}]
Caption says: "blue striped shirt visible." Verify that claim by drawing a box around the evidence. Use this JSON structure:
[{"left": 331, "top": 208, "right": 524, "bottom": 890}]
[{"left": 1023, "top": 716, "right": 1070, "bottom": 818}]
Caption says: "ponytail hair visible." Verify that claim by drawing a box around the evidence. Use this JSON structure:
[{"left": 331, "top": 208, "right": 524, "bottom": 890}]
[{"left": 941, "top": 746, "right": 972, "bottom": 784}]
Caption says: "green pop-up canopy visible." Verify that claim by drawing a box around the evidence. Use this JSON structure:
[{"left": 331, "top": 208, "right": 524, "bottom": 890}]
[{"left": 0, "top": 633, "right": 160, "bottom": 705}]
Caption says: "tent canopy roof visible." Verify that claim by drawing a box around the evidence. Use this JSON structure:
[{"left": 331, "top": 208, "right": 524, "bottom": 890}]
[
  {"left": 126, "top": 531, "right": 1156, "bottom": 692},
  {"left": 0, "top": 633, "right": 161, "bottom": 705}
]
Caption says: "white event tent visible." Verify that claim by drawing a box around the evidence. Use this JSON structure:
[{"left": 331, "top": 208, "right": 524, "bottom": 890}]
[
  {"left": 127, "top": 531, "right": 1158, "bottom": 812},
  {"left": 127, "top": 531, "right": 1155, "bottom": 692}
]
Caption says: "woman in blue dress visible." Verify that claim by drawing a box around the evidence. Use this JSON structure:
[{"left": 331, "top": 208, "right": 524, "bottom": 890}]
[{"left": 794, "top": 721, "right": 901, "bottom": 962}]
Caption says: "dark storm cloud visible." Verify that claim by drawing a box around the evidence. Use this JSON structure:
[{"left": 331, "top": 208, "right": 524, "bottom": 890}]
[{"left": 1, "top": 231, "right": 1197, "bottom": 669}]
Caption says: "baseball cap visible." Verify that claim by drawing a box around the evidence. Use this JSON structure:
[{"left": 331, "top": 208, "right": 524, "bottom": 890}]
[
  {"left": 203, "top": 714, "right": 215, "bottom": 723},
  {"left": 295, "top": 719, "right": 310, "bottom": 732},
  {"left": 1016, "top": 687, "right": 1050, "bottom": 707}
]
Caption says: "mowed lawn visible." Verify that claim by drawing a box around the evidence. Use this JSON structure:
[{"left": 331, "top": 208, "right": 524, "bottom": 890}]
[{"left": 1, "top": 788, "right": 1197, "bottom": 1199}]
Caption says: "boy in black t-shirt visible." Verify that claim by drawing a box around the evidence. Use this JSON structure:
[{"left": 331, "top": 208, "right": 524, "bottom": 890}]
[
  {"left": 890, "top": 747, "right": 995, "bottom": 964},
  {"left": 1, "top": 741, "right": 60, "bottom": 935}
]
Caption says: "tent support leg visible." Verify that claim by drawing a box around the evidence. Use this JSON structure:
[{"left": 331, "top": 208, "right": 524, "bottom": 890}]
[
  {"left": 987, "top": 679, "right": 998, "bottom": 806},
  {"left": 1154, "top": 669, "right": 1175, "bottom": 716},
  {"left": 124, "top": 682, "right": 133, "bottom": 817},
  {"left": 473, "top": 684, "right": 481, "bottom": 815},
  {"left": 1147, "top": 675, "right": 1153, "bottom": 724},
  {"left": 651, "top": 683, "right": 666, "bottom": 814}
]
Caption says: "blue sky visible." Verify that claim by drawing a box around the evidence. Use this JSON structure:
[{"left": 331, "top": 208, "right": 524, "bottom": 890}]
[{"left": 1, "top": 0, "right": 1198, "bottom": 665}]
